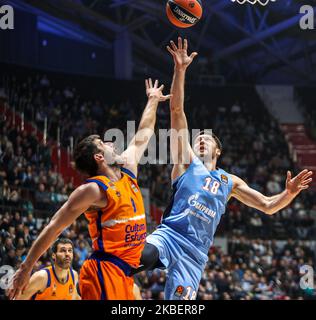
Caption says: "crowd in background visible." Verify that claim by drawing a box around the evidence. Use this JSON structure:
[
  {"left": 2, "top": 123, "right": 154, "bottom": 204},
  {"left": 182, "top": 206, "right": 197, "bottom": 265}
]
[
  {"left": 135, "top": 237, "right": 316, "bottom": 300},
  {"left": 1, "top": 208, "right": 315, "bottom": 300},
  {"left": 0, "top": 122, "right": 73, "bottom": 214},
  {"left": 0, "top": 210, "right": 90, "bottom": 300},
  {"left": 0, "top": 69, "right": 315, "bottom": 300},
  {"left": 296, "top": 87, "right": 316, "bottom": 140}
]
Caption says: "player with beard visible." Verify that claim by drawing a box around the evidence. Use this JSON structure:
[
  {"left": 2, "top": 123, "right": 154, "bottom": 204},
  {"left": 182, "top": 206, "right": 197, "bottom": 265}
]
[
  {"left": 8, "top": 79, "right": 171, "bottom": 300},
  {"left": 17, "top": 238, "right": 80, "bottom": 300},
  {"left": 132, "top": 38, "right": 313, "bottom": 300}
]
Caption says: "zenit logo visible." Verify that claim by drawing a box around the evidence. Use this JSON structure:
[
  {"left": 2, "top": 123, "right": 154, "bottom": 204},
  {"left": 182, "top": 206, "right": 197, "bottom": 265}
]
[
  {"left": 0, "top": 5, "right": 14, "bottom": 30},
  {"left": 300, "top": 5, "right": 316, "bottom": 30}
]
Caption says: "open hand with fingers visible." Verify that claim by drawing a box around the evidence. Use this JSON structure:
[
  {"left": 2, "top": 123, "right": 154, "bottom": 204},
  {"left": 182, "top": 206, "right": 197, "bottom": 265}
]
[
  {"left": 167, "top": 37, "right": 198, "bottom": 70},
  {"left": 7, "top": 263, "right": 32, "bottom": 300},
  {"left": 145, "top": 78, "right": 172, "bottom": 102},
  {"left": 286, "top": 169, "right": 313, "bottom": 196}
]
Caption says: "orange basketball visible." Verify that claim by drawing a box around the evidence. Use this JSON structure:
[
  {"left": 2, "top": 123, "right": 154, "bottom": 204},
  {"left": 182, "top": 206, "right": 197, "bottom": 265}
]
[{"left": 166, "top": 0, "right": 203, "bottom": 28}]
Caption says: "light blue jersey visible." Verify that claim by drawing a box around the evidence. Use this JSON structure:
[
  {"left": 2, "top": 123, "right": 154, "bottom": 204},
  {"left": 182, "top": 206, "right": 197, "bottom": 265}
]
[{"left": 146, "top": 157, "right": 233, "bottom": 300}]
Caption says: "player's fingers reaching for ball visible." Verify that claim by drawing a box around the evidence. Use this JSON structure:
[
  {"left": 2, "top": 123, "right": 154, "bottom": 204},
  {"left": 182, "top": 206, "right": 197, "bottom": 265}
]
[
  {"left": 170, "top": 40, "right": 177, "bottom": 51},
  {"left": 154, "top": 80, "right": 158, "bottom": 88},
  {"left": 301, "top": 178, "right": 313, "bottom": 186},
  {"left": 190, "top": 52, "right": 198, "bottom": 60},
  {"left": 178, "top": 37, "right": 183, "bottom": 50},
  {"left": 145, "top": 79, "right": 149, "bottom": 91},
  {"left": 158, "top": 84, "right": 165, "bottom": 91},
  {"left": 295, "top": 169, "right": 309, "bottom": 180},
  {"left": 286, "top": 171, "right": 292, "bottom": 183},
  {"left": 299, "top": 185, "right": 309, "bottom": 190},
  {"left": 301, "top": 171, "right": 313, "bottom": 181},
  {"left": 184, "top": 38, "right": 188, "bottom": 51},
  {"left": 167, "top": 46, "right": 175, "bottom": 56},
  {"left": 149, "top": 78, "right": 153, "bottom": 88}
]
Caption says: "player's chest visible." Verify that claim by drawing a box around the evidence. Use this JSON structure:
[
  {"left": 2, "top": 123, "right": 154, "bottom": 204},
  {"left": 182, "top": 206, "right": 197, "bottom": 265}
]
[
  {"left": 181, "top": 173, "right": 230, "bottom": 198},
  {"left": 46, "top": 281, "right": 74, "bottom": 299}
]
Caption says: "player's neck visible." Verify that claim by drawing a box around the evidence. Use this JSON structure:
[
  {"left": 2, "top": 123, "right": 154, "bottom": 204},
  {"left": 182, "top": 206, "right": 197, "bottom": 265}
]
[
  {"left": 98, "top": 164, "right": 122, "bottom": 181},
  {"left": 204, "top": 160, "right": 217, "bottom": 171},
  {"left": 53, "top": 264, "right": 69, "bottom": 283}
]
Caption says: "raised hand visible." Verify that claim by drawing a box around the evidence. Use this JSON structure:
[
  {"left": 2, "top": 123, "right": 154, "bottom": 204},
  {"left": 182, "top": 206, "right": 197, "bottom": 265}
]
[
  {"left": 167, "top": 37, "right": 198, "bottom": 70},
  {"left": 145, "top": 78, "right": 172, "bottom": 102},
  {"left": 286, "top": 169, "right": 313, "bottom": 195}
]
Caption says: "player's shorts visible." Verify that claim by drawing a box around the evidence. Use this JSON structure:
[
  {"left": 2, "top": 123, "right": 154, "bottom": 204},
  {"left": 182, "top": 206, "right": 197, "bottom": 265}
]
[
  {"left": 146, "top": 228, "right": 207, "bottom": 300},
  {"left": 79, "top": 251, "right": 134, "bottom": 300}
]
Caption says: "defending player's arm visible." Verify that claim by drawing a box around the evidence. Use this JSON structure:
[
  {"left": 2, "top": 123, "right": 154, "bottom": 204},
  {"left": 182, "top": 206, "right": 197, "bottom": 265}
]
[
  {"left": 231, "top": 169, "right": 313, "bottom": 215},
  {"left": 133, "top": 283, "right": 142, "bottom": 300},
  {"left": 121, "top": 79, "right": 171, "bottom": 177},
  {"left": 15, "top": 270, "right": 47, "bottom": 300},
  {"left": 167, "top": 37, "right": 198, "bottom": 180},
  {"left": 73, "top": 270, "right": 81, "bottom": 300},
  {"left": 8, "top": 183, "right": 103, "bottom": 300}
]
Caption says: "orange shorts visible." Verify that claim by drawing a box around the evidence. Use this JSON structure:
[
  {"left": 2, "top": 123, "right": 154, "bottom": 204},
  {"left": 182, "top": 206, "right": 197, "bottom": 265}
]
[{"left": 79, "top": 257, "right": 134, "bottom": 300}]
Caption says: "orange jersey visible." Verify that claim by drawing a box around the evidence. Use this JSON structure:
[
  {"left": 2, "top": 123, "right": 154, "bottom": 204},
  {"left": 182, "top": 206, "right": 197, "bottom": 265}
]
[
  {"left": 84, "top": 168, "right": 147, "bottom": 268},
  {"left": 32, "top": 266, "right": 76, "bottom": 300}
]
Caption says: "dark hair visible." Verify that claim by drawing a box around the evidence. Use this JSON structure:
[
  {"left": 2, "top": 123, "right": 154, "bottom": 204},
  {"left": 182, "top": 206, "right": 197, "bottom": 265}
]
[
  {"left": 51, "top": 238, "right": 74, "bottom": 254},
  {"left": 211, "top": 133, "right": 223, "bottom": 153},
  {"left": 73, "top": 135, "right": 102, "bottom": 176},
  {"left": 194, "top": 130, "right": 223, "bottom": 153}
]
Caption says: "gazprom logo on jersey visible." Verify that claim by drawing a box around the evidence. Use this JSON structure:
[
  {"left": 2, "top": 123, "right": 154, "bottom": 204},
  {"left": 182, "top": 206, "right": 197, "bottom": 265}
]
[
  {"left": 0, "top": 5, "right": 14, "bottom": 30},
  {"left": 188, "top": 193, "right": 216, "bottom": 218}
]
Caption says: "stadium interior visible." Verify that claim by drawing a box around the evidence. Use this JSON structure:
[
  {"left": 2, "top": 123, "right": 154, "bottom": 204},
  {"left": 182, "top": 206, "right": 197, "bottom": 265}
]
[{"left": 0, "top": 0, "right": 316, "bottom": 300}]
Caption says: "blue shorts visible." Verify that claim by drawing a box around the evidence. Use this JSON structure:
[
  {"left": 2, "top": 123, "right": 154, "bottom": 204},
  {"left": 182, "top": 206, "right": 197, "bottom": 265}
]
[{"left": 146, "top": 229, "right": 207, "bottom": 300}]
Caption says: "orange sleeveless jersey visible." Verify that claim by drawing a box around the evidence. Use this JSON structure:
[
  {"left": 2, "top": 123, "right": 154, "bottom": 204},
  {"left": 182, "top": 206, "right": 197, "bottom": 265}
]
[
  {"left": 84, "top": 168, "right": 147, "bottom": 268},
  {"left": 32, "top": 266, "right": 76, "bottom": 300}
]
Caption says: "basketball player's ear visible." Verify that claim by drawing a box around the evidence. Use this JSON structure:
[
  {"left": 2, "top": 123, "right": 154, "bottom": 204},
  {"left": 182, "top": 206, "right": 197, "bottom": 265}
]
[
  {"left": 216, "top": 149, "right": 221, "bottom": 158},
  {"left": 94, "top": 153, "right": 104, "bottom": 163}
]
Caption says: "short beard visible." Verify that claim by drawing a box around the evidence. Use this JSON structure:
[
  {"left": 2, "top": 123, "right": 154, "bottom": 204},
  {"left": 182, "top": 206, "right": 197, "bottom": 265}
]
[{"left": 55, "top": 257, "right": 71, "bottom": 270}]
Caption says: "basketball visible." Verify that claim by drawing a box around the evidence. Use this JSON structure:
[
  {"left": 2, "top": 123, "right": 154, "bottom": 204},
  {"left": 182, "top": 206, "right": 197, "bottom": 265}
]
[{"left": 166, "top": 0, "right": 203, "bottom": 28}]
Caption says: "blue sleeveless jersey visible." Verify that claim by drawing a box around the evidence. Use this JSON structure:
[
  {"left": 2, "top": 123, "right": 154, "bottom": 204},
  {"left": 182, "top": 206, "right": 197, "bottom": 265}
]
[{"left": 157, "top": 157, "right": 233, "bottom": 260}]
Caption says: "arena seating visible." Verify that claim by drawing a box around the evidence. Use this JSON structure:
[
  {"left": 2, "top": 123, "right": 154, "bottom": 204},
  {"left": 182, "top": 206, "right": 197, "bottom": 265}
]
[{"left": 1, "top": 66, "right": 315, "bottom": 300}]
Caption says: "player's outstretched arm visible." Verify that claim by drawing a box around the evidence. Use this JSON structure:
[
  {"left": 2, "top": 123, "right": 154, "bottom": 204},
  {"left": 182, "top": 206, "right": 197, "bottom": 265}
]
[
  {"left": 13, "top": 270, "right": 47, "bottom": 300},
  {"left": 167, "top": 37, "right": 197, "bottom": 179},
  {"left": 121, "top": 79, "right": 171, "bottom": 177},
  {"left": 231, "top": 170, "right": 313, "bottom": 215},
  {"left": 7, "top": 183, "right": 103, "bottom": 300},
  {"left": 73, "top": 270, "right": 81, "bottom": 300}
]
